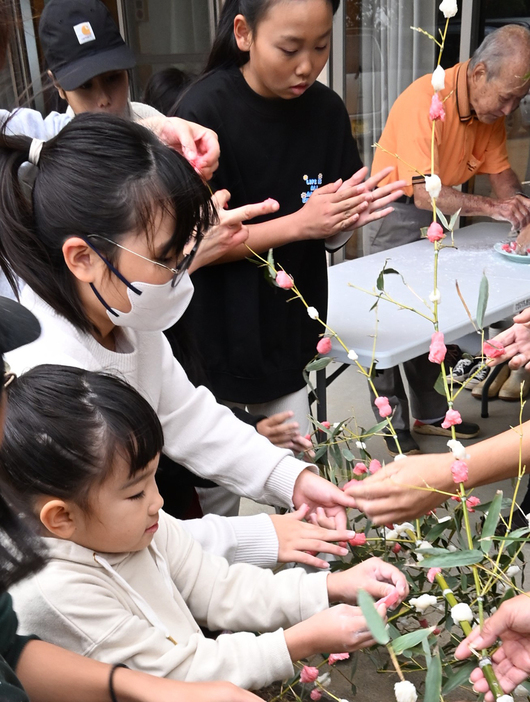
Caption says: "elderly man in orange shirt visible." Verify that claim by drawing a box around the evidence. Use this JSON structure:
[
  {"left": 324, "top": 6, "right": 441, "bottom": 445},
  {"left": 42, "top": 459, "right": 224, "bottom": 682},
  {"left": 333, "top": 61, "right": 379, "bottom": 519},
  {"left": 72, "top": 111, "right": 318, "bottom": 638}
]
[{"left": 363, "top": 24, "right": 530, "bottom": 456}]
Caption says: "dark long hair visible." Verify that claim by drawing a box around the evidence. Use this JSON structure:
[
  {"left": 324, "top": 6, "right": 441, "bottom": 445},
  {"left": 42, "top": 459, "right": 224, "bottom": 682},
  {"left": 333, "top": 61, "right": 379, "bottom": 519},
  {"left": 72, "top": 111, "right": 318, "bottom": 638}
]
[
  {"left": 0, "top": 365, "right": 164, "bottom": 511},
  {"left": 0, "top": 112, "right": 217, "bottom": 333},
  {"left": 205, "top": 0, "right": 341, "bottom": 73}
]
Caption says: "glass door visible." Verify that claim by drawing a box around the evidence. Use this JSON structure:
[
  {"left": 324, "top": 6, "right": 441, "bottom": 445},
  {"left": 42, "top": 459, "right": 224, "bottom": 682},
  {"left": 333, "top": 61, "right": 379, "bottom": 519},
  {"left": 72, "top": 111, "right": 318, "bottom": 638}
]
[{"left": 120, "top": 0, "right": 217, "bottom": 98}]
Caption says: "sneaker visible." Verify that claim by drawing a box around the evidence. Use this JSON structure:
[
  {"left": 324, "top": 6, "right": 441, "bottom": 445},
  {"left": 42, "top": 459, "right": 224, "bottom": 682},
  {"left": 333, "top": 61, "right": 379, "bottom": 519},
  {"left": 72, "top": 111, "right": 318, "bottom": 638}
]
[
  {"left": 384, "top": 430, "right": 421, "bottom": 457},
  {"left": 413, "top": 418, "right": 480, "bottom": 439},
  {"left": 451, "top": 356, "right": 477, "bottom": 383}
]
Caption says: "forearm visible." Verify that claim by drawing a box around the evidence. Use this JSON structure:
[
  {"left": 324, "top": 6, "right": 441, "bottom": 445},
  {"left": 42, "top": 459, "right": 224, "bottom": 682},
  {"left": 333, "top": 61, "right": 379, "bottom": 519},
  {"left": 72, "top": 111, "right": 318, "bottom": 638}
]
[
  {"left": 413, "top": 183, "right": 497, "bottom": 218},
  {"left": 16, "top": 640, "right": 149, "bottom": 702},
  {"left": 489, "top": 168, "right": 521, "bottom": 199},
  {"left": 465, "top": 421, "right": 530, "bottom": 488},
  {"left": 213, "top": 212, "right": 305, "bottom": 263}
]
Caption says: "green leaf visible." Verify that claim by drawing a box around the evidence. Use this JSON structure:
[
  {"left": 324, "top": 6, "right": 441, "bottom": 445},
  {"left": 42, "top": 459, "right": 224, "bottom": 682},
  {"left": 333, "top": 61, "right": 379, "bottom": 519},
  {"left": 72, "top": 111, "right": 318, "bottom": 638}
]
[
  {"left": 418, "top": 549, "right": 484, "bottom": 568},
  {"left": 422, "top": 636, "right": 432, "bottom": 664},
  {"left": 434, "top": 370, "right": 446, "bottom": 396},
  {"left": 476, "top": 272, "right": 489, "bottom": 330},
  {"left": 357, "top": 589, "right": 390, "bottom": 645},
  {"left": 266, "top": 247, "right": 275, "bottom": 268},
  {"left": 442, "top": 661, "right": 475, "bottom": 695},
  {"left": 383, "top": 268, "right": 400, "bottom": 276},
  {"left": 341, "top": 447, "right": 355, "bottom": 462},
  {"left": 376, "top": 270, "right": 385, "bottom": 291},
  {"left": 424, "top": 652, "right": 443, "bottom": 702},
  {"left": 391, "top": 628, "right": 433, "bottom": 654},
  {"left": 435, "top": 207, "right": 450, "bottom": 229},
  {"left": 420, "top": 226, "right": 429, "bottom": 239},
  {"left": 425, "top": 519, "right": 453, "bottom": 541},
  {"left": 362, "top": 418, "right": 390, "bottom": 438},
  {"left": 305, "top": 357, "right": 332, "bottom": 372},
  {"left": 449, "top": 208, "right": 462, "bottom": 231},
  {"left": 480, "top": 490, "right": 503, "bottom": 554}
]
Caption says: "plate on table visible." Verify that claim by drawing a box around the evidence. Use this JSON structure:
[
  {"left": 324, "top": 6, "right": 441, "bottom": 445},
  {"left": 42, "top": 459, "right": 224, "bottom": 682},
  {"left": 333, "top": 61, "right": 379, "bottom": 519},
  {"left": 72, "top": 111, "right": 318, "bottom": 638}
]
[{"left": 494, "top": 241, "right": 530, "bottom": 264}]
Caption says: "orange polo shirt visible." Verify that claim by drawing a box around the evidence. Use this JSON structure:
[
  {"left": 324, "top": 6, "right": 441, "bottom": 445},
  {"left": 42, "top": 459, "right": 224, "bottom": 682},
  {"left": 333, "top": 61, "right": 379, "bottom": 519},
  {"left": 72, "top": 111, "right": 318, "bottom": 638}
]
[{"left": 372, "top": 60, "right": 511, "bottom": 197}]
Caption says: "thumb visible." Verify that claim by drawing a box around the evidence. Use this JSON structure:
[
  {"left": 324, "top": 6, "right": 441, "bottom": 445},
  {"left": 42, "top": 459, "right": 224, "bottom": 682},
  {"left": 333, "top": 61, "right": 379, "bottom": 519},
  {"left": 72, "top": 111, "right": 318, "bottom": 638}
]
[
  {"left": 288, "top": 503, "right": 311, "bottom": 521},
  {"left": 513, "top": 308, "right": 530, "bottom": 325},
  {"left": 212, "top": 189, "right": 231, "bottom": 210},
  {"left": 315, "top": 179, "right": 343, "bottom": 195}
]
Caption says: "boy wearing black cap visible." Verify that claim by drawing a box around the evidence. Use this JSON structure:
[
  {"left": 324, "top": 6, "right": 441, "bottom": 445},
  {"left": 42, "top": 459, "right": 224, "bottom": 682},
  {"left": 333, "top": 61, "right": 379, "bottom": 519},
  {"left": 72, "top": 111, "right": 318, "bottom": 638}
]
[
  {"left": 40, "top": 0, "right": 159, "bottom": 121},
  {"left": 0, "top": 0, "right": 161, "bottom": 138}
]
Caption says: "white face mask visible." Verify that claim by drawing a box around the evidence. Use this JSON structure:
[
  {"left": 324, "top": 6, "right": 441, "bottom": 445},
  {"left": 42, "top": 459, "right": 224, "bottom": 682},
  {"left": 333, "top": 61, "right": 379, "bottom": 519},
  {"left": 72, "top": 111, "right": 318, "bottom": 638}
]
[{"left": 106, "top": 271, "right": 194, "bottom": 332}]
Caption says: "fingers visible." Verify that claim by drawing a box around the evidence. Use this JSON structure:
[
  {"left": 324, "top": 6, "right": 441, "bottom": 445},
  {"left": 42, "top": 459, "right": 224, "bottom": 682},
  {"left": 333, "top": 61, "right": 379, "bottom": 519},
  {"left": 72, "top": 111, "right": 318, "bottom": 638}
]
[
  {"left": 377, "top": 561, "right": 409, "bottom": 596},
  {"left": 212, "top": 189, "right": 231, "bottom": 210},
  {"left": 308, "top": 507, "right": 337, "bottom": 530},
  {"left": 265, "top": 410, "right": 296, "bottom": 426},
  {"left": 220, "top": 198, "right": 280, "bottom": 226},
  {"left": 338, "top": 167, "right": 369, "bottom": 190},
  {"left": 513, "top": 308, "right": 530, "bottom": 325}
]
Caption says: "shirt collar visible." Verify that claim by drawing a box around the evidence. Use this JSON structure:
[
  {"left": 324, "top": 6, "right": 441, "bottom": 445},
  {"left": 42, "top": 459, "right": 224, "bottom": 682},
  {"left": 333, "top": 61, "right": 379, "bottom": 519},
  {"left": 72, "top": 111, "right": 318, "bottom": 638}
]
[{"left": 456, "top": 59, "right": 475, "bottom": 122}]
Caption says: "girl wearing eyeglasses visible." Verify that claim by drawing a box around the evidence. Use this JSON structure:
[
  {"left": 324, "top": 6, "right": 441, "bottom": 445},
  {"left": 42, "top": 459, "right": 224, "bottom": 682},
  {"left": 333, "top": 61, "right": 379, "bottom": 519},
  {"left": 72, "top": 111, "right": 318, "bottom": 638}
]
[{"left": 0, "top": 112, "right": 357, "bottom": 569}]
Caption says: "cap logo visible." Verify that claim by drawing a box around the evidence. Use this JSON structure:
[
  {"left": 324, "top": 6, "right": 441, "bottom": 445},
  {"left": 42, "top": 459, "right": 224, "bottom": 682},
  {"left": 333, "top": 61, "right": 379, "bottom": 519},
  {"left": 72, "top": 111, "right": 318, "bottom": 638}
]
[{"left": 73, "top": 22, "right": 96, "bottom": 45}]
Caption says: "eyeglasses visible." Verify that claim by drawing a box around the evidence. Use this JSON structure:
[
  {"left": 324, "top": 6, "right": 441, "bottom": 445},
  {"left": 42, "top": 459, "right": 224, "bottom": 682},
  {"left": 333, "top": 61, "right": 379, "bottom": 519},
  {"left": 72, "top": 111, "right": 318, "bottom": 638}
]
[{"left": 87, "top": 235, "right": 199, "bottom": 288}]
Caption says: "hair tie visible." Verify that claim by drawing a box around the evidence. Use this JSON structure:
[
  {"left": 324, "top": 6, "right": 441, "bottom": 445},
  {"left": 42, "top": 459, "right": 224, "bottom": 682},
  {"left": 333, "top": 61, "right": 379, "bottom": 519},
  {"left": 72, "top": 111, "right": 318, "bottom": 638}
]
[{"left": 28, "top": 138, "right": 45, "bottom": 166}]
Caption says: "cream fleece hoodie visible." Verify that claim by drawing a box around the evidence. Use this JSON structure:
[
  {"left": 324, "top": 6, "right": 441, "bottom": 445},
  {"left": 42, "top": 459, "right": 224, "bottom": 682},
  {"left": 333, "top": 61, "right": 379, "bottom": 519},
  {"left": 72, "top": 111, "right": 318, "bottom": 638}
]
[
  {"left": 6, "top": 287, "right": 316, "bottom": 567},
  {"left": 11, "top": 511, "right": 329, "bottom": 689}
]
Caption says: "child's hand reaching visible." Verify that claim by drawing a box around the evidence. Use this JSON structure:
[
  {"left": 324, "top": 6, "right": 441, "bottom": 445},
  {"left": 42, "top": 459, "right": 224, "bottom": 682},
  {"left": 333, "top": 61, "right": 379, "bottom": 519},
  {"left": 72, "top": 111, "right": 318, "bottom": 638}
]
[
  {"left": 256, "top": 411, "right": 314, "bottom": 456},
  {"left": 189, "top": 190, "right": 280, "bottom": 270},
  {"left": 269, "top": 504, "right": 357, "bottom": 569},
  {"left": 327, "top": 556, "right": 408, "bottom": 605},
  {"left": 284, "top": 603, "right": 385, "bottom": 661}
]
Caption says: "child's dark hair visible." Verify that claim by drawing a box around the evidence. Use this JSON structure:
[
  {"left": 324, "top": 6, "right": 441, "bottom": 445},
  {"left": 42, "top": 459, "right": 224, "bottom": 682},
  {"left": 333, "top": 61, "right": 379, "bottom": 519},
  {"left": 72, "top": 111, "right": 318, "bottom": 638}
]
[
  {"left": 143, "top": 67, "right": 192, "bottom": 116},
  {"left": 205, "top": 0, "right": 341, "bottom": 73},
  {"left": 0, "top": 365, "right": 164, "bottom": 511},
  {"left": 0, "top": 112, "right": 217, "bottom": 333}
]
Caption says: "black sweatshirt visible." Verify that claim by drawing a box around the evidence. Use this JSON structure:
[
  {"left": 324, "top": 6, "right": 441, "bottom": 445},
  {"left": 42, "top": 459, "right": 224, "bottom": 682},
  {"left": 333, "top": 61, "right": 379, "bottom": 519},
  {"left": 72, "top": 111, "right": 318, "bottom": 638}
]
[{"left": 177, "top": 66, "right": 362, "bottom": 403}]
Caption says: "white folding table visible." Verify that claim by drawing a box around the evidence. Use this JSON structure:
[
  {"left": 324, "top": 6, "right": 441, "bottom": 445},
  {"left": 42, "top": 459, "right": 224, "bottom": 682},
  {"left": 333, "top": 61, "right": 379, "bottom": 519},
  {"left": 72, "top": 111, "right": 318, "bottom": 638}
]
[{"left": 314, "top": 222, "right": 530, "bottom": 420}]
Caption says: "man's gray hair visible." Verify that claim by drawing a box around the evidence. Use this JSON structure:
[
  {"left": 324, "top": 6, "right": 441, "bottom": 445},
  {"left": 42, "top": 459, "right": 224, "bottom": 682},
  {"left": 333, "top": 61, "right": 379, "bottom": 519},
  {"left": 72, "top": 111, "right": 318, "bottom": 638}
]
[{"left": 469, "top": 24, "right": 530, "bottom": 80}]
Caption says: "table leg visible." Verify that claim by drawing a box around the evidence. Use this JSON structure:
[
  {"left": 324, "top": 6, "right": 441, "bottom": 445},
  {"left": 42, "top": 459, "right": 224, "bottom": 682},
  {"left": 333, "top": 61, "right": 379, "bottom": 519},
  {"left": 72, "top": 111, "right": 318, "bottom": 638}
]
[{"left": 480, "top": 362, "right": 507, "bottom": 419}]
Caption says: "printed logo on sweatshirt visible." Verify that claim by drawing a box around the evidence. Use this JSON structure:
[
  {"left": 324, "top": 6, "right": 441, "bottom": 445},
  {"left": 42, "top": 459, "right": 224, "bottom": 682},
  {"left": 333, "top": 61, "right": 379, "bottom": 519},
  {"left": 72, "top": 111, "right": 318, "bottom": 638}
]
[
  {"left": 301, "top": 173, "right": 323, "bottom": 204},
  {"left": 74, "top": 22, "right": 96, "bottom": 44}
]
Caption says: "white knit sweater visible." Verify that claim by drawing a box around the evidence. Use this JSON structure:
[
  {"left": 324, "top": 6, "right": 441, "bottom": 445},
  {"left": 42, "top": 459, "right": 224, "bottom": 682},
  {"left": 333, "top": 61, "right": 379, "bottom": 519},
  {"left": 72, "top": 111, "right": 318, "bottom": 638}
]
[
  {"left": 6, "top": 287, "right": 315, "bottom": 566},
  {"left": 11, "top": 510, "right": 329, "bottom": 689}
]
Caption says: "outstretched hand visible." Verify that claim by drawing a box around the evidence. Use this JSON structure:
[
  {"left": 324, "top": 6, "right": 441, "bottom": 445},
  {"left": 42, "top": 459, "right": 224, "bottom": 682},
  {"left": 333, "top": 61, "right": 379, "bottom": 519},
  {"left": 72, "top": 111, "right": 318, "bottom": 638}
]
[
  {"left": 142, "top": 116, "right": 220, "bottom": 180},
  {"left": 349, "top": 166, "right": 406, "bottom": 229},
  {"left": 256, "top": 411, "right": 314, "bottom": 456},
  {"left": 270, "top": 503, "right": 357, "bottom": 569},
  {"left": 344, "top": 454, "right": 452, "bottom": 524},
  {"left": 455, "top": 595, "right": 530, "bottom": 702},
  {"left": 190, "top": 190, "right": 280, "bottom": 270},
  {"left": 327, "top": 556, "right": 409, "bottom": 604},
  {"left": 487, "top": 307, "right": 530, "bottom": 370},
  {"left": 292, "top": 469, "right": 356, "bottom": 531}
]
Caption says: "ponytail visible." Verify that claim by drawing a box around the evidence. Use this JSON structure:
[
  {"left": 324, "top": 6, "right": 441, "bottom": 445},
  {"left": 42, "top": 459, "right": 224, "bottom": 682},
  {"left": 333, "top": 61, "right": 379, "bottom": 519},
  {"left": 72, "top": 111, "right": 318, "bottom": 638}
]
[
  {"left": 204, "top": 0, "right": 341, "bottom": 73},
  {"left": 0, "top": 113, "right": 216, "bottom": 334},
  {"left": 0, "top": 131, "right": 48, "bottom": 300}
]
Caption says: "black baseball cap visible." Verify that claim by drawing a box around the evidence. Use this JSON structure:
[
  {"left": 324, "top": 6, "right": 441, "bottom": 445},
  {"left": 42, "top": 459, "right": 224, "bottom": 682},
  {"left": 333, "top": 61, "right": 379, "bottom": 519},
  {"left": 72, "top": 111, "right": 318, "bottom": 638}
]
[
  {"left": 39, "top": 0, "right": 136, "bottom": 91},
  {"left": 0, "top": 297, "right": 40, "bottom": 357}
]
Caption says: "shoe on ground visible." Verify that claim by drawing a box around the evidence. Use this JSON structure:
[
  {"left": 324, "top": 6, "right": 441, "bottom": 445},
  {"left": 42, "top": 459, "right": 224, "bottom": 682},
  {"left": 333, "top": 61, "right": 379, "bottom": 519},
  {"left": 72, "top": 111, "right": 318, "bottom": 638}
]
[
  {"left": 471, "top": 363, "right": 510, "bottom": 399},
  {"left": 465, "top": 362, "right": 490, "bottom": 389},
  {"left": 384, "top": 430, "right": 420, "bottom": 457},
  {"left": 452, "top": 356, "right": 480, "bottom": 384},
  {"left": 498, "top": 367, "right": 530, "bottom": 402},
  {"left": 413, "top": 418, "right": 480, "bottom": 439}
]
